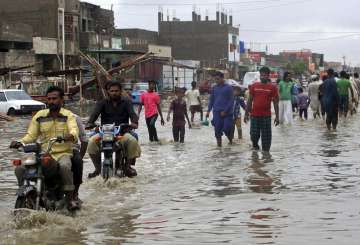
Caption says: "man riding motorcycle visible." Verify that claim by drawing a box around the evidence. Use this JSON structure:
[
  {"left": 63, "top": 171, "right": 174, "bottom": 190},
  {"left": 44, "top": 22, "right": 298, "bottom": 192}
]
[
  {"left": 86, "top": 81, "right": 141, "bottom": 178},
  {"left": 10, "top": 86, "right": 80, "bottom": 210}
]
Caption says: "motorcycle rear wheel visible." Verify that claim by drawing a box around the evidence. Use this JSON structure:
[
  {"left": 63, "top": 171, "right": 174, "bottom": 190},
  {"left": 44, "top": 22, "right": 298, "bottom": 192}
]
[{"left": 102, "top": 166, "right": 112, "bottom": 181}]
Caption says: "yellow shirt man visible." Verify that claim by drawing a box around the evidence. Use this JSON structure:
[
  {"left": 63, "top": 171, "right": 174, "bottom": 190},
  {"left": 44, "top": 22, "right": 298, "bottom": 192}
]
[{"left": 21, "top": 108, "right": 79, "bottom": 161}]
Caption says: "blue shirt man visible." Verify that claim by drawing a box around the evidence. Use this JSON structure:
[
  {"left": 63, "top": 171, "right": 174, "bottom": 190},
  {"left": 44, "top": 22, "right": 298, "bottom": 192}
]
[
  {"left": 322, "top": 69, "right": 340, "bottom": 130},
  {"left": 206, "top": 71, "right": 234, "bottom": 147}
]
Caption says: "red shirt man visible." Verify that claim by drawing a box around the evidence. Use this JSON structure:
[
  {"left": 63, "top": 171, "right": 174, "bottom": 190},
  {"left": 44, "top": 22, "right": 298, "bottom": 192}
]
[
  {"left": 250, "top": 82, "right": 279, "bottom": 117},
  {"left": 244, "top": 67, "right": 279, "bottom": 152}
]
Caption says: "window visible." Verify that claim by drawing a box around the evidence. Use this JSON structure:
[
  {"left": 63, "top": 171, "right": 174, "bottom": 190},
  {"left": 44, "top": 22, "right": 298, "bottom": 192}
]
[
  {"left": 5, "top": 91, "right": 32, "bottom": 101},
  {"left": 0, "top": 92, "right": 7, "bottom": 102},
  {"left": 82, "top": 19, "right": 87, "bottom": 32}
]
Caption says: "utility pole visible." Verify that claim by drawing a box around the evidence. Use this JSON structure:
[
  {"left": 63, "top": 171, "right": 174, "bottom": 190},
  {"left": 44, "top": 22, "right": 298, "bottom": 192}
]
[{"left": 58, "top": 8, "right": 65, "bottom": 71}]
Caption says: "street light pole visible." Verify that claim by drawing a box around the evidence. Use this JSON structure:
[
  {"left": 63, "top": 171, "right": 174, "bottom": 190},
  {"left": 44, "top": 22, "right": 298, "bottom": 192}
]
[{"left": 58, "top": 8, "right": 65, "bottom": 71}]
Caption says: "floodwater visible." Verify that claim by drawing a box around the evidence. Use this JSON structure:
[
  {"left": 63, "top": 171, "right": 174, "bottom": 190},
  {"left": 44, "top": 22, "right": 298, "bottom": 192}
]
[{"left": 0, "top": 105, "right": 360, "bottom": 245}]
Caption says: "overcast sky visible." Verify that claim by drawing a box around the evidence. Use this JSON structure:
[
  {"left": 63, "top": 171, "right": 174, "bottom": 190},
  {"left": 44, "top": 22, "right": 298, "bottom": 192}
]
[{"left": 87, "top": 0, "right": 360, "bottom": 65}]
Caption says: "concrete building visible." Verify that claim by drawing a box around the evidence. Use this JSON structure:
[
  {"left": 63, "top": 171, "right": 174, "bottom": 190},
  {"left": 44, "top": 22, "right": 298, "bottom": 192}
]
[
  {"left": 114, "top": 28, "right": 159, "bottom": 52},
  {"left": 0, "top": 22, "right": 35, "bottom": 69},
  {"left": 280, "top": 49, "right": 313, "bottom": 64},
  {"left": 79, "top": 2, "right": 114, "bottom": 51},
  {"left": 158, "top": 9, "right": 240, "bottom": 70},
  {"left": 0, "top": 0, "right": 81, "bottom": 71}
]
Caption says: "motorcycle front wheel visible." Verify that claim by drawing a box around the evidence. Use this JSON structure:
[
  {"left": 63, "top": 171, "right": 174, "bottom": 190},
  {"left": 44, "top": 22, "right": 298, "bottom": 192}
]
[{"left": 15, "top": 195, "right": 37, "bottom": 210}]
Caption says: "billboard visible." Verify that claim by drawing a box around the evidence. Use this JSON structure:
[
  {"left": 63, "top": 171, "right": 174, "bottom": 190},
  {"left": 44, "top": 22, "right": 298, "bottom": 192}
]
[
  {"left": 228, "top": 34, "right": 240, "bottom": 62},
  {"left": 148, "top": 44, "right": 172, "bottom": 58}
]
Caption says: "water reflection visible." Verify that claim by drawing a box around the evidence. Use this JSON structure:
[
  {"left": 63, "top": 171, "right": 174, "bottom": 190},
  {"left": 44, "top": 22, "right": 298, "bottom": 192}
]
[
  {"left": 247, "top": 151, "right": 275, "bottom": 194},
  {"left": 320, "top": 149, "right": 341, "bottom": 158},
  {"left": 87, "top": 213, "right": 141, "bottom": 244}
]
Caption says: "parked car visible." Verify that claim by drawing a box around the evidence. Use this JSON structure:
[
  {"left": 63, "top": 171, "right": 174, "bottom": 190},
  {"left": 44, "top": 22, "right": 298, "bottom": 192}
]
[
  {"left": 0, "top": 89, "right": 46, "bottom": 115},
  {"left": 131, "top": 83, "right": 149, "bottom": 104}
]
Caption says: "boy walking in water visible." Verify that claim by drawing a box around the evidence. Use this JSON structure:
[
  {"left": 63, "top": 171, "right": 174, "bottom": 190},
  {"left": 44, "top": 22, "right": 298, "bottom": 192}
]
[
  {"left": 297, "top": 87, "right": 310, "bottom": 120},
  {"left": 232, "top": 86, "right": 247, "bottom": 140},
  {"left": 185, "top": 81, "right": 203, "bottom": 122},
  {"left": 138, "top": 80, "right": 165, "bottom": 142},
  {"left": 167, "top": 88, "right": 192, "bottom": 143}
]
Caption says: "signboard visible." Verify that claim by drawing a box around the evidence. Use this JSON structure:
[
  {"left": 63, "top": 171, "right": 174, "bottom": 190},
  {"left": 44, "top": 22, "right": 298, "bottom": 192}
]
[
  {"left": 248, "top": 52, "right": 262, "bottom": 63},
  {"left": 228, "top": 34, "right": 240, "bottom": 62},
  {"left": 148, "top": 44, "right": 172, "bottom": 58},
  {"left": 239, "top": 41, "right": 246, "bottom": 54},
  {"left": 33, "top": 37, "right": 58, "bottom": 55}
]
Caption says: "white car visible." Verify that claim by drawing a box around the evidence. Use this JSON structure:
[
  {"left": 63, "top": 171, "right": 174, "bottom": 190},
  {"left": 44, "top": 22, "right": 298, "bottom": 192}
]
[
  {"left": 0, "top": 89, "right": 46, "bottom": 115},
  {"left": 243, "top": 72, "right": 260, "bottom": 88}
]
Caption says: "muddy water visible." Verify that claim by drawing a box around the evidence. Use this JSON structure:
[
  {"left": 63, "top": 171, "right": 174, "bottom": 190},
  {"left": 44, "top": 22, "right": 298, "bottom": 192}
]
[{"left": 0, "top": 106, "right": 360, "bottom": 244}]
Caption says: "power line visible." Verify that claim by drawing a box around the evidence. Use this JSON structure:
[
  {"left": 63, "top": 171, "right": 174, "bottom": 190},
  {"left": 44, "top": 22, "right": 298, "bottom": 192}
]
[
  {"left": 240, "top": 29, "right": 360, "bottom": 34},
  {"left": 114, "top": 0, "right": 286, "bottom": 6},
  {"left": 235, "top": 0, "right": 313, "bottom": 11},
  {"left": 248, "top": 34, "right": 359, "bottom": 44}
]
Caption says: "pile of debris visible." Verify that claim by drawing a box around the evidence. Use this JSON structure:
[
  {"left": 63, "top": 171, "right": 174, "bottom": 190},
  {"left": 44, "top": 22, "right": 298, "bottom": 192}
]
[{"left": 69, "top": 51, "right": 154, "bottom": 100}]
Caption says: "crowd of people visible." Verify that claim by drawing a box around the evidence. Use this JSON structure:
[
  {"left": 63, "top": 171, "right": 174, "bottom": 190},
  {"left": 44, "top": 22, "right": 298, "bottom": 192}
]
[{"left": 8, "top": 65, "right": 359, "bottom": 211}]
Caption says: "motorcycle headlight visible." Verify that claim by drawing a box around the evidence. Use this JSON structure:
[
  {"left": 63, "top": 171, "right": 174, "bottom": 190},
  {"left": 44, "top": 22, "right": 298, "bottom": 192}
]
[
  {"left": 23, "top": 156, "right": 36, "bottom": 166},
  {"left": 102, "top": 133, "right": 114, "bottom": 142}
]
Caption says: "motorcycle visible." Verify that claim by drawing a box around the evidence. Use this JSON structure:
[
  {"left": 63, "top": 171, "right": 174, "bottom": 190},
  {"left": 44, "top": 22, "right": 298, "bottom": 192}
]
[
  {"left": 88, "top": 123, "right": 134, "bottom": 181},
  {"left": 12, "top": 137, "right": 70, "bottom": 211}
]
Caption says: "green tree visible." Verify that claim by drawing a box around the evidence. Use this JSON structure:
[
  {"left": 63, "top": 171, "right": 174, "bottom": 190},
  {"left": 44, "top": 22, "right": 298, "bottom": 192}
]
[{"left": 285, "top": 61, "right": 307, "bottom": 76}]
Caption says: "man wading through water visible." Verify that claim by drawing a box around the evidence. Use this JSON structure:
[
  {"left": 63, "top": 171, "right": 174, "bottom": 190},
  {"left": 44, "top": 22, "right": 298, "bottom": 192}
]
[
  {"left": 206, "top": 71, "right": 234, "bottom": 147},
  {"left": 244, "top": 66, "right": 280, "bottom": 153},
  {"left": 278, "top": 72, "right": 294, "bottom": 125},
  {"left": 322, "top": 68, "right": 340, "bottom": 130},
  {"left": 138, "top": 80, "right": 165, "bottom": 142}
]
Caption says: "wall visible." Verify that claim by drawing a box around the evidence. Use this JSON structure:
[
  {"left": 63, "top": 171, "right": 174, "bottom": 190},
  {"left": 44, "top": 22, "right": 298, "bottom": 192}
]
[
  {"left": 159, "top": 20, "right": 239, "bottom": 66},
  {"left": 0, "top": 0, "right": 59, "bottom": 38},
  {"left": 114, "top": 29, "right": 158, "bottom": 52},
  {"left": 0, "top": 49, "right": 35, "bottom": 68},
  {"left": 79, "top": 2, "right": 114, "bottom": 50},
  {"left": 0, "top": 0, "right": 80, "bottom": 56},
  {"left": 0, "top": 23, "right": 33, "bottom": 43}
]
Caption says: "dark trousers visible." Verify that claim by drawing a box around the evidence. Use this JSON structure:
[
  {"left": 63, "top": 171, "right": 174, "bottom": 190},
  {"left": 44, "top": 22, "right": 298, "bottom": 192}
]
[
  {"left": 299, "top": 108, "right": 308, "bottom": 119},
  {"left": 339, "top": 95, "right": 349, "bottom": 116},
  {"left": 250, "top": 116, "right": 272, "bottom": 152},
  {"left": 172, "top": 126, "right": 185, "bottom": 143},
  {"left": 71, "top": 149, "right": 83, "bottom": 188},
  {"left": 145, "top": 114, "right": 159, "bottom": 142},
  {"left": 320, "top": 98, "right": 326, "bottom": 117},
  {"left": 326, "top": 107, "right": 338, "bottom": 129}
]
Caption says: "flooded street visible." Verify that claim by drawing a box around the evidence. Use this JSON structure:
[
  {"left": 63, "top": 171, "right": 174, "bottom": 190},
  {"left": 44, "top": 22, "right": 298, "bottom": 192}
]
[{"left": 0, "top": 105, "right": 360, "bottom": 245}]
